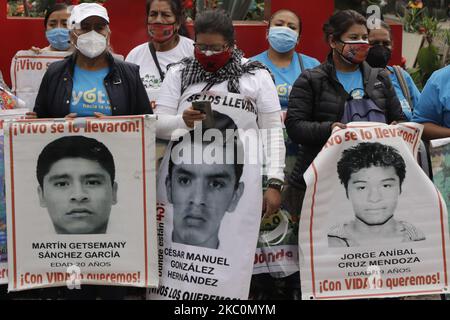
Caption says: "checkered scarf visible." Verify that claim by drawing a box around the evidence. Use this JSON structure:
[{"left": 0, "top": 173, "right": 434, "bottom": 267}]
[{"left": 170, "top": 49, "right": 272, "bottom": 95}]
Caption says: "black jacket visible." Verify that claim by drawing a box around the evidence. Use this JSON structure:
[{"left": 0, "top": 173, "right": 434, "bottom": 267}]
[
  {"left": 286, "top": 54, "right": 406, "bottom": 190},
  {"left": 34, "top": 52, "right": 152, "bottom": 118}
]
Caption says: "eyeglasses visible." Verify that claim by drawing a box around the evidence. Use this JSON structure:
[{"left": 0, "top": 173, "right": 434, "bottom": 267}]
[{"left": 194, "top": 43, "right": 229, "bottom": 53}]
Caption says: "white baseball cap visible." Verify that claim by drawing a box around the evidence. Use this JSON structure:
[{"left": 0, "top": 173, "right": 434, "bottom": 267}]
[{"left": 68, "top": 3, "right": 109, "bottom": 30}]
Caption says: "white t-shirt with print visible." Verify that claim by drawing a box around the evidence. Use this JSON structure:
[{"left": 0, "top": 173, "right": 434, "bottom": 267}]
[
  {"left": 125, "top": 36, "right": 194, "bottom": 106},
  {"left": 152, "top": 57, "right": 282, "bottom": 300},
  {"left": 156, "top": 57, "right": 280, "bottom": 116}
]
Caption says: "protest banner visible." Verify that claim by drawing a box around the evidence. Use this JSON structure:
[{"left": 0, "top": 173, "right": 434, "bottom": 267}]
[
  {"left": 253, "top": 209, "right": 299, "bottom": 278},
  {"left": 430, "top": 138, "right": 450, "bottom": 230},
  {"left": 0, "top": 110, "right": 29, "bottom": 285},
  {"left": 10, "top": 50, "right": 70, "bottom": 109},
  {"left": 299, "top": 122, "right": 450, "bottom": 300},
  {"left": 4, "top": 116, "right": 158, "bottom": 291},
  {"left": 148, "top": 91, "right": 265, "bottom": 300}
]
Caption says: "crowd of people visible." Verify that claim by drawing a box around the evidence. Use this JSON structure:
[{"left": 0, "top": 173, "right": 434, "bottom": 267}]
[{"left": 1, "top": 0, "right": 449, "bottom": 300}]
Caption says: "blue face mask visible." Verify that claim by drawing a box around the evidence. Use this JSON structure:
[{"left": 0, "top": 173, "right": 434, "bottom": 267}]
[
  {"left": 46, "top": 28, "right": 70, "bottom": 51},
  {"left": 268, "top": 26, "right": 299, "bottom": 53}
]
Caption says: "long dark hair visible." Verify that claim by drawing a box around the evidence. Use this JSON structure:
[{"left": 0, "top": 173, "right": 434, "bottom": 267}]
[
  {"left": 146, "top": 0, "right": 190, "bottom": 38},
  {"left": 44, "top": 3, "right": 68, "bottom": 29}
]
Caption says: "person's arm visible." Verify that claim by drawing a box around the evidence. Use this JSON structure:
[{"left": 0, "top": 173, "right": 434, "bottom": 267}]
[
  {"left": 257, "top": 111, "right": 285, "bottom": 183},
  {"left": 33, "top": 69, "right": 50, "bottom": 118},
  {"left": 254, "top": 69, "right": 286, "bottom": 216},
  {"left": 412, "top": 73, "right": 449, "bottom": 140},
  {"left": 155, "top": 65, "right": 192, "bottom": 140},
  {"left": 260, "top": 111, "right": 285, "bottom": 217},
  {"left": 155, "top": 106, "right": 190, "bottom": 140},
  {"left": 379, "top": 69, "right": 407, "bottom": 123},
  {"left": 286, "top": 70, "right": 334, "bottom": 146},
  {"left": 421, "top": 123, "right": 450, "bottom": 140},
  {"left": 254, "top": 69, "right": 285, "bottom": 182}
]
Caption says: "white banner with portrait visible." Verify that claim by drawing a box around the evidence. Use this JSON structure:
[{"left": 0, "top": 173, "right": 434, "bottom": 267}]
[
  {"left": 10, "top": 50, "right": 70, "bottom": 109},
  {"left": 0, "top": 110, "right": 29, "bottom": 285},
  {"left": 4, "top": 116, "right": 158, "bottom": 291},
  {"left": 299, "top": 122, "right": 450, "bottom": 300},
  {"left": 148, "top": 91, "right": 264, "bottom": 300}
]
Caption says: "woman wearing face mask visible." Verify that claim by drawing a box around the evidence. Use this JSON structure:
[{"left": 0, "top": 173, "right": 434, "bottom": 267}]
[
  {"left": 284, "top": 10, "right": 405, "bottom": 227},
  {"left": 249, "top": 9, "right": 320, "bottom": 301},
  {"left": 32, "top": 3, "right": 152, "bottom": 119},
  {"left": 126, "top": 0, "right": 194, "bottom": 108},
  {"left": 153, "top": 10, "right": 285, "bottom": 300},
  {"left": 252, "top": 9, "right": 320, "bottom": 110},
  {"left": 156, "top": 9, "right": 285, "bottom": 235},
  {"left": 30, "top": 3, "right": 72, "bottom": 54},
  {"left": 25, "top": 3, "right": 151, "bottom": 300},
  {"left": 251, "top": 9, "right": 320, "bottom": 177},
  {"left": 366, "top": 20, "right": 421, "bottom": 120}
]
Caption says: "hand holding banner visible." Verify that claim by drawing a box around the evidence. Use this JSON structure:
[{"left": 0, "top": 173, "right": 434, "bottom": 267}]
[
  {"left": 299, "top": 122, "right": 450, "bottom": 300},
  {"left": 4, "top": 116, "right": 158, "bottom": 291}
]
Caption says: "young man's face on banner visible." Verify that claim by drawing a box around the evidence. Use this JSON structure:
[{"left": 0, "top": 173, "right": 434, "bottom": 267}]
[
  {"left": 347, "top": 166, "right": 401, "bottom": 226},
  {"left": 38, "top": 158, "right": 118, "bottom": 234},
  {"left": 167, "top": 158, "right": 244, "bottom": 249}
]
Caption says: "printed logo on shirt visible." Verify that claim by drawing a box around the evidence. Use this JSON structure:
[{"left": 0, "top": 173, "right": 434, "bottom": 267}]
[
  {"left": 142, "top": 74, "right": 162, "bottom": 90},
  {"left": 276, "top": 83, "right": 292, "bottom": 97},
  {"left": 350, "top": 88, "right": 365, "bottom": 100},
  {"left": 72, "top": 88, "right": 111, "bottom": 112},
  {"left": 277, "top": 83, "right": 292, "bottom": 108}
]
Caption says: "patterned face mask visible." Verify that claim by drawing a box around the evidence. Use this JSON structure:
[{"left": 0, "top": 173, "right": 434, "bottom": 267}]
[
  {"left": 336, "top": 40, "right": 370, "bottom": 65},
  {"left": 148, "top": 23, "right": 176, "bottom": 43}
]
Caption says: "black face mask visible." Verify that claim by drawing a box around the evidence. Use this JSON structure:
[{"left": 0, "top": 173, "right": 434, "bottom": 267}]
[{"left": 366, "top": 45, "right": 392, "bottom": 68}]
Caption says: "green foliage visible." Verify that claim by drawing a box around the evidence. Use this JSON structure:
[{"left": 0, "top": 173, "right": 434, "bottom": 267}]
[
  {"left": 245, "top": 0, "right": 264, "bottom": 21},
  {"left": 7, "top": 0, "right": 107, "bottom": 17},
  {"left": 403, "top": 7, "right": 427, "bottom": 32},
  {"left": 407, "top": 67, "right": 423, "bottom": 90},
  {"left": 409, "top": 45, "right": 441, "bottom": 89},
  {"left": 440, "top": 29, "right": 450, "bottom": 46},
  {"left": 420, "top": 15, "right": 441, "bottom": 44},
  {"left": 402, "top": 4, "right": 447, "bottom": 88}
]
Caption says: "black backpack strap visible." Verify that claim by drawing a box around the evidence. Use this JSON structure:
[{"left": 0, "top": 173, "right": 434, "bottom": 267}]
[
  {"left": 365, "top": 67, "right": 379, "bottom": 98},
  {"left": 148, "top": 42, "right": 165, "bottom": 81},
  {"left": 393, "top": 65, "right": 413, "bottom": 110},
  {"left": 298, "top": 53, "right": 305, "bottom": 73}
]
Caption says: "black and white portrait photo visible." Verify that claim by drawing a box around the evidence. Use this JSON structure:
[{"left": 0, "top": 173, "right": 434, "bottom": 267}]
[
  {"left": 328, "top": 142, "right": 426, "bottom": 247},
  {"left": 36, "top": 136, "right": 118, "bottom": 235},
  {"left": 166, "top": 111, "right": 245, "bottom": 249},
  {"left": 299, "top": 123, "right": 450, "bottom": 299},
  {"left": 4, "top": 117, "right": 159, "bottom": 290}
]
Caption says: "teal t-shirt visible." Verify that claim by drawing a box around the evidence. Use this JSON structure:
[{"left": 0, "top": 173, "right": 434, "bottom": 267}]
[
  {"left": 388, "top": 66, "right": 421, "bottom": 121},
  {"left": 250, "top": 51, "right": 320, "bottom": 109},
  {"left": 336, "top": 69, "right": 365, "bottom": 99},
  {"left": 71, "top": 65, "right": 112, "bottom": 117},
  {"left": 250, "top": 51, "right": 320, "bottom": 176},
  {"left": 412, "top": 65, "right": 450, "bottom": 128}
]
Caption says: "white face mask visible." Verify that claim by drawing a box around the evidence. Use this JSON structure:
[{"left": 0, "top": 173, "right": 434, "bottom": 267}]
[{"left": 75, "top": 30, "right": 107, "bottom": 59}]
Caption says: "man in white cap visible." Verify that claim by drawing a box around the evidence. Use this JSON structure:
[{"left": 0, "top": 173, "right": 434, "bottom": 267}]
[
  {"left": 24, "top": 3, "right": 151, "bottom": 300},
  {"left": 32, "top": 2, "right": 151, "bottom": 119}
]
